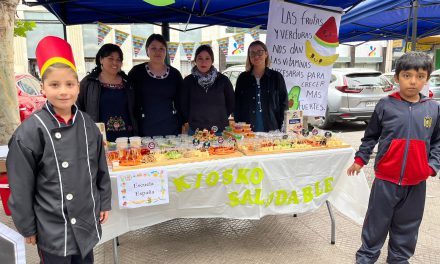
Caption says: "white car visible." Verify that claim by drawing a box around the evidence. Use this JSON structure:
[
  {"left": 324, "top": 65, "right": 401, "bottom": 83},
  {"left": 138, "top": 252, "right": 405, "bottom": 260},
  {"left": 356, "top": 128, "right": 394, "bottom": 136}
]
[{"left": 223, "top": 66, "right": 393, "bottom": 129}]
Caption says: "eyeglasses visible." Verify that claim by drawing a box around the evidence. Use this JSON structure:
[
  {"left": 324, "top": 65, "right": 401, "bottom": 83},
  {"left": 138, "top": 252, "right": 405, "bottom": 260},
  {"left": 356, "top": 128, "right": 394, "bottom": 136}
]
[{"left": 250, "top": 50, "right": 266, "bottom": 58}]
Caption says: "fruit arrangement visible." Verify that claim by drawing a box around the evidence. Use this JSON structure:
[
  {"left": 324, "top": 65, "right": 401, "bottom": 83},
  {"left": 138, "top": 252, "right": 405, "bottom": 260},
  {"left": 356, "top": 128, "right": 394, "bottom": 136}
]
[
  {"left": 223, "top": 121, "right": 255, "bottom": 140},
  {"left": 208, "top": 146, "right": 235, "bottom": 155}
]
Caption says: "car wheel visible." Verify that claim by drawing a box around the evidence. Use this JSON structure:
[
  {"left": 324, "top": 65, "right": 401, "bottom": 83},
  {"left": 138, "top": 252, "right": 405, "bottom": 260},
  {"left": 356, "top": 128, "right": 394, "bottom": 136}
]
[{"left": 318, "top": 107, "right": 334, "bottom": 129}]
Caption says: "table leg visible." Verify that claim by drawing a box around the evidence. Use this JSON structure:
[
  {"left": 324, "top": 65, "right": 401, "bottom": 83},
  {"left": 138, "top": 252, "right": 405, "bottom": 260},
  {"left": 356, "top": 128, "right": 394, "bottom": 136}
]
[
  {"left": 326, "top": 200, "right": 336, "bottom": 244},
  {"left": 112, "top": 237, "right": 120, "bottom": 264}
]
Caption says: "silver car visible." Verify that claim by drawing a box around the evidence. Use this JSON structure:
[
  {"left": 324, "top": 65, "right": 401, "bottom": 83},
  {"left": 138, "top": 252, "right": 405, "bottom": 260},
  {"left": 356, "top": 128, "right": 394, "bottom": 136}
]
[
  {"left": 318, "top": 68, "right": 393, "bottom": 128},
  {"left": 429, "top": 69, "right": 440, "bottom": 102},
  {"left": 224, "top": 66, "right": 393, "bottom": 129}
]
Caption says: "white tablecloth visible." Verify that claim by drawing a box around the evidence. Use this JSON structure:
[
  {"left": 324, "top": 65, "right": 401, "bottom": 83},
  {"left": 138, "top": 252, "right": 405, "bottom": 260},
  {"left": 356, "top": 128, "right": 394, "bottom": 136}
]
[{"left": 101, "top": 147, "right": 370, "bottom": 243}]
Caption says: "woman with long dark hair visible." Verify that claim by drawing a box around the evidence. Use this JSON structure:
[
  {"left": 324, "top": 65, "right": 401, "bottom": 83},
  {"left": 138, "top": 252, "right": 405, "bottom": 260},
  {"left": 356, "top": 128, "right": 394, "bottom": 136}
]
[
  {"left": 77, "top": 43, "right": 137, "bottom": 142},
  {"left": 128, "top": 34, "right": 184, "bottom": 137}
]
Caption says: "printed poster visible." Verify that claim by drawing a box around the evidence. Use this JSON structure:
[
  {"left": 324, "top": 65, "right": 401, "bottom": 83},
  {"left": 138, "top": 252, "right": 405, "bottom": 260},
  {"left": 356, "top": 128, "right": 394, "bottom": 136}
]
[
  {"left": 97, "top": 22, "right": 112, "bottom": 45},
  {"left": 115, "top": 168, "right": 169, "bottom": 209},
  {"left": 267, "top": 0, "right": 342, "bottom": 116},
  {"left": 167, "top": 42, "right": 179, "bottom": 63},
  {"left": 115, "top": 29, "right": 130, "bottom": 47},
  {"left": 232, "top": 33, "right": 245, "bottom": 53},
  {"left": 199, "top": 40, "right": 212, "bottom": 47},
  {"left": 182, "top": 42, "right": 195, "bottom": 61},
  {"left": 250, "top": 27, "right": 260, "bottom": 41},
  {"left": 132, "top": 35, "right": 146, "bottom": 57},
  {"left": 217, "top": 37, "right": 230, "bottom": 56}
]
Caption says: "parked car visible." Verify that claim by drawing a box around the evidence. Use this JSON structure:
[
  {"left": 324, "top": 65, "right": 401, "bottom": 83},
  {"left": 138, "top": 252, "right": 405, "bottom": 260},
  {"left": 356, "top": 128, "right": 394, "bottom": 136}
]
[
  {"left": 382, "top": 72, "right": 396, "bottom": 85},
  {"left": 15, "top": 74, "right": 46, "bottom": 121},
  {"left": 223, "top": 66, "right": 393, "bottom": 129},
  {"left": 222, "top": 65, "right": 245, "bottom": 89},
  {"left": 429, "top": 69, "right": 440, "bottom": 102}
]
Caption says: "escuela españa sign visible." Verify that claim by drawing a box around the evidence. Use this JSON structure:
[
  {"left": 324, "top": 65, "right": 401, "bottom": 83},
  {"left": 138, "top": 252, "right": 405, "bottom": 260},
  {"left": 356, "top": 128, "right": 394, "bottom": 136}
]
[{"left": 172, "top": 167, "right": 334, "bottom": 207}]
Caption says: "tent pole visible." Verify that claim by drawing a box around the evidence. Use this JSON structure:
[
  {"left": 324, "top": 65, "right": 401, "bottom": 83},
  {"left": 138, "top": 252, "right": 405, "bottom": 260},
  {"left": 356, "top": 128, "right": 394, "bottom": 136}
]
[
  {"left": 411, "top": 0, "right": 419, "bottom": 51},
  {"left": 162, "top": 23, "right": 170, "bottom": 64},
  {"left": 404, "top": 0, "right": 414, "bottom": 53}
]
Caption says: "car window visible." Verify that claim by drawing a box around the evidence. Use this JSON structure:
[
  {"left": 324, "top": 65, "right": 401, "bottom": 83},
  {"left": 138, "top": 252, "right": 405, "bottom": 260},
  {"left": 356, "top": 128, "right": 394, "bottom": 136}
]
[
  {"left": 429, "top": 75, "right": 440, "bottom": 87},
  {"left": 17, "top": 77, "right": 41, "bottom": 96},
  {"left": 345, "top": 73, "right": 388, "bottom": 87},
  {"left": 229, "top": 71, "right": 240, "bottom": 88}
]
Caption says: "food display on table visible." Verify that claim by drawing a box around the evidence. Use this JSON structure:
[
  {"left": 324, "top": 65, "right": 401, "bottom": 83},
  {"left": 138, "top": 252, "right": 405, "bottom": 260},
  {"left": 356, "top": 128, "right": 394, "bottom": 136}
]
[
  {"left": 236, "top": 128, "right": 349, "bottom": 155},
  {"left": 108, "top": 133, "right": 241, "bottom": 171},
  {"left": 105, "top": 120, "right": 349, "bottom": 171}
]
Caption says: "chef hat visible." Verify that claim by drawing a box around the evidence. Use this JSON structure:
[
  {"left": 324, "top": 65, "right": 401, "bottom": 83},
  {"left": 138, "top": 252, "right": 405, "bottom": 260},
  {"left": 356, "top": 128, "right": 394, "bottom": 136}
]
[{"left": 36, "top": 36, "right": 76, "bottom": 77}]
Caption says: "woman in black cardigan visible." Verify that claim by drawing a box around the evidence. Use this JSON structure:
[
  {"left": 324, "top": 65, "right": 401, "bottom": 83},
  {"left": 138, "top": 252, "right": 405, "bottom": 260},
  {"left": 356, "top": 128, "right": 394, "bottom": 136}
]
[
  {"left": 181, "top": 45, "right": 234, "bottom": 135},
  {"left": 234, "top": 40, "right": 288, "bottom": 132},
  {"left": 77, "top": 43, "right": 137, "bottom": 142}
]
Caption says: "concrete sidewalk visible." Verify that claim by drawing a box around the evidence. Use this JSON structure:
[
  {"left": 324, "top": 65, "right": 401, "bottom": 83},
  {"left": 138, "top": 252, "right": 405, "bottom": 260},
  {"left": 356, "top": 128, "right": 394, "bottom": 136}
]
[{"left": 1, "top": 125, "right": 440, "bottom": 263}]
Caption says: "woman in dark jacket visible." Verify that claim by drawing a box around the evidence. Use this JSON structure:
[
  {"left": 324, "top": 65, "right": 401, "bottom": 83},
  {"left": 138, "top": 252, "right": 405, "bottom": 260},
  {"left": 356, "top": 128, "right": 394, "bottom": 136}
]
[
  {"left": 181, "top": 45, "right": 234, "bottom": 135},
  {"left": 234, "top": 40, "right": 288, "bottom": 132},
  {"left": 128, "top": 34, "right": 183, "bottom": 137},
  {"left": 77, "top": 44, "right": 137, "bottom": 142}
]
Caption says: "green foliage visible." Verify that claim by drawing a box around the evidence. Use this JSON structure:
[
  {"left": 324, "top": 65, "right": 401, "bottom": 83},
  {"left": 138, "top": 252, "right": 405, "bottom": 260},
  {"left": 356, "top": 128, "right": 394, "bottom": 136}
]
[{"left": 14, "top": 20, "right": 36, "bottom": 37}]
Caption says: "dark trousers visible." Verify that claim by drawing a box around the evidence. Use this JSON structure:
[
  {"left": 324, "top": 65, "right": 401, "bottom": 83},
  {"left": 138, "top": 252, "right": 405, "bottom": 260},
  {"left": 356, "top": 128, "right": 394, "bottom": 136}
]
[
  {"left": 38, "top": 248, "right": 94, "bottom": 264},
  {"left": 356, "top": 178, "right": 426, "bottom": 264}
]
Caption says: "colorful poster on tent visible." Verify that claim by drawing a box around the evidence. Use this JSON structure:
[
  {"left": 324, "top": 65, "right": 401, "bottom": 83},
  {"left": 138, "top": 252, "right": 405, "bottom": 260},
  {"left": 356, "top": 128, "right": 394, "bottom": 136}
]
[
  {"left": 115, "top": 29, "right": 130, "bottom": 47},
  {"left": 98, "top": 22, "right": 112, "bottom": 45},
  {"left": 132, "top": 35, "right": 146, "bottom": 57},
  {"left": 233, "top": 33, "right": 245, "bottom": 53},
  {"left": 167, "top": 42, "right": 179, "bottom": 63},
  {"left": 250, "top": 27, "right": 260, "bottom": 41},
  {"left": 267, "top": 0, "right": 341, "bottom": 117},
  {"left": 200, "top": 40, "right": 212, "bottom": 47},
  {"left": 217, "top": 37, "right": 229, "bottom": 56},
  {"left": 182, "top": 42, "right": 195, "bottom": 61}
]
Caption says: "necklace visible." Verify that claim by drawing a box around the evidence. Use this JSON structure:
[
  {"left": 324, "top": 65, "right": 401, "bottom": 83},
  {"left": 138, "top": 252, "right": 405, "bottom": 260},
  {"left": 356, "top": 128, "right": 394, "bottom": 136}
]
[{"left": 146, "top": 63, "right": 170, "bottom": 79}]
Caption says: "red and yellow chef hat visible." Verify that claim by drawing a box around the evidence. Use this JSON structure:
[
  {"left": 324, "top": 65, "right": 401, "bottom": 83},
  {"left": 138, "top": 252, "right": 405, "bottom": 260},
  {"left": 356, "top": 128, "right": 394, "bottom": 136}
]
[{"left": 36, "top": 36, "right": 77, "bottom": 77}]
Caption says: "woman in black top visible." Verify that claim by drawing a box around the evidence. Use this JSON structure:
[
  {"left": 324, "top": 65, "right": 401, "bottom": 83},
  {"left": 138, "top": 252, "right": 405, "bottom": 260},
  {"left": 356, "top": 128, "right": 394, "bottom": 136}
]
[
  {"left": 129, "top": 34, "right": 183, "bottom": 137},
  {"left": 234, "top": 40, "right": 288, "bottom": 132},
  {"left": 181, "top": 45, "right": 234, "bottom": 135},
  {"left": 78, "top": 43, "right": 137, "bottom": 142}
]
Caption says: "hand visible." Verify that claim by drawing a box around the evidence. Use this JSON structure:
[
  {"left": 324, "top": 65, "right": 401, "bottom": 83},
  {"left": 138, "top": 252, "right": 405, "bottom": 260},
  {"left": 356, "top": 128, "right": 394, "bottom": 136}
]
[
  {"left": 25, "top": 235, "right": 37, "bottom": 245},
  {"left": 100, "top": 211, "right": 109, "bottom": 224},
  {"left": 181, "top": 123, "right": 189, "bottom": 134},
  {"left": 347, "top": 163, "right": 362, "bottom": 176}
]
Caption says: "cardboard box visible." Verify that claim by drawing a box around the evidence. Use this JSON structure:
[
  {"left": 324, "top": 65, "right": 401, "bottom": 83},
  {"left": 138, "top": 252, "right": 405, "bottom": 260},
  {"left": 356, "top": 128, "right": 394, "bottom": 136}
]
[{"left": 284, "top": 110, "right": 304, "bottom": 133}]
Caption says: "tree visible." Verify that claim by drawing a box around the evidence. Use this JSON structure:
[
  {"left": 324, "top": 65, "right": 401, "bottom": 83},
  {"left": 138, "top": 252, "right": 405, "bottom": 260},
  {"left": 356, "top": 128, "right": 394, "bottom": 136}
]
[
  {"left": 14, "top": 20, "right": 36, "bottom": 38},
  {"left": 0, "top": 0, "right": 21, "bottom": 145}
]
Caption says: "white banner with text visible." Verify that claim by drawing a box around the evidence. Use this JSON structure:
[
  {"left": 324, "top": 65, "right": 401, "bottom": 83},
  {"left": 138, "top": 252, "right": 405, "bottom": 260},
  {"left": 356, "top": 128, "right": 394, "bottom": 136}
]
[{"left": 102, "top": 148, "right": 370, "bottom": 243}]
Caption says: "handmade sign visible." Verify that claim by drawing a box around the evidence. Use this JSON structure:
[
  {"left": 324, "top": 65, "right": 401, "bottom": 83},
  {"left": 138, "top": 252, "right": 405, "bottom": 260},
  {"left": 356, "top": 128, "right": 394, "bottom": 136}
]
[
  {"left": 115, "top": 168, "right": 169, "bottom": 209},
  {"left": 267, "top": 0, "right": 342, "bottom": 116}
]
